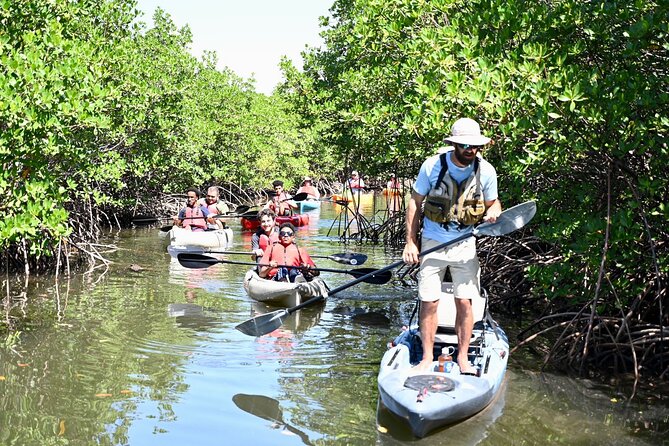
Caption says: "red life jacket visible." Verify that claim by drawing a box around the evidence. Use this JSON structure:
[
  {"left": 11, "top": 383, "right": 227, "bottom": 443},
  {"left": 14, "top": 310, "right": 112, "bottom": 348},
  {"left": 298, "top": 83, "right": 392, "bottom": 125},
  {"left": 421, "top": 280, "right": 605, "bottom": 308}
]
[
  {"left": 262, "top": 242, "right": 315, "bottom": 279},
  {"left": 258, "top": 230, "right": 279, "bottom": 251},
  {"left": 184, "top": 206, "right": 207, "bottom": 230},
  {"left": 297, "top": 185, "right": 319, "bottom": 198},
  {"left": 348, "top": 178, "right": 364, "bottom": 190},
  {"left": 268, "top": 193, "right": 293, "bottom": 216}
]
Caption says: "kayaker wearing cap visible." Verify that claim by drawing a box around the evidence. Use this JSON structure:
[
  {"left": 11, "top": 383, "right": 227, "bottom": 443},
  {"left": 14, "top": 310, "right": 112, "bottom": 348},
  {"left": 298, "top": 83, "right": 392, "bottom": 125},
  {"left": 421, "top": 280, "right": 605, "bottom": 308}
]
[
  {"left": 387, "top": 173, "right": 400, "bottom": 190},
  {"left": 402, "top": 117, "right": 502, "bottom": 375},
  {"left": 296, "top": 176, "right": 320, "bottom": 199}
]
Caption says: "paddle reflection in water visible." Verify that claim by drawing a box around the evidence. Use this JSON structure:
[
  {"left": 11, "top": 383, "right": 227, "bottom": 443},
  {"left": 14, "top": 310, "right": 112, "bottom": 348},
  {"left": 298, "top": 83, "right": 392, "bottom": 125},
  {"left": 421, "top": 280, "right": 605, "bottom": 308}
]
[
  {"left": 250, "top": 301, "right": 324, "bottom": 361},
  {"left": 167, "top": 303, "right": 221, "bottom": 331},
  {"left": 167, "top": 255, "right": 230, "bottom": 294},
  {"left": 233, "top": 393, "right": 313, "bottom": 445}
]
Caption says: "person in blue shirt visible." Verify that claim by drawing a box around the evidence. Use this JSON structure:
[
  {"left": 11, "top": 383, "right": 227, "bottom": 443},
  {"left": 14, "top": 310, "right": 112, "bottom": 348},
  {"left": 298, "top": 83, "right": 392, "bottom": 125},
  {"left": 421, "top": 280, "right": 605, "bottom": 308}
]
[{"left": 403, "top": 118, "right": 502, "bottom": 375}]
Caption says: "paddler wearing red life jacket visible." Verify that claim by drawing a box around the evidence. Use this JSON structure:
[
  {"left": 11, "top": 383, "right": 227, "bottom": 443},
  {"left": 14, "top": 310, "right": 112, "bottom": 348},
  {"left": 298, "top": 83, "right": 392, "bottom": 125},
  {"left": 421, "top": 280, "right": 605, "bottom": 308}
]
[
  {"left": 174, "top": 187, "right": 211, "bottom": 231},
  {"left": 198, "top": 186, "right": 230, "bottom": 230},
  {"left": 258, "top": 223, "right": 319, "bottom": 282},
  {"left": 296, "top": 176, "right": 320, "bottom": 199},
  {"left": 251, "top": 209, "right": 280, "bottom": 260},
  {"left": 347, "top": 170, "right": 365, "bottom": 191},
  {"left": 264, "top": 180, "right": 298, "bottom": 216}
]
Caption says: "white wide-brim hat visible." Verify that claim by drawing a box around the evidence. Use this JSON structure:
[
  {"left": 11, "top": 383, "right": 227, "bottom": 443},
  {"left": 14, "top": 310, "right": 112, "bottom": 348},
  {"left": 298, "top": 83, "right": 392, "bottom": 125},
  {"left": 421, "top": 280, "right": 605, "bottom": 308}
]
[{"left": 444, "top": 118, "right": 491, "bottom": 145}]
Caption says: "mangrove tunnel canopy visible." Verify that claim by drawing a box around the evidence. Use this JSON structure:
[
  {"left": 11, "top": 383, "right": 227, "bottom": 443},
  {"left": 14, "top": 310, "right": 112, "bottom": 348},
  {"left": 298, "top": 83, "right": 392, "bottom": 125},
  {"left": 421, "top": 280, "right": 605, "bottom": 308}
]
[{"left": 1, "top": 0, "right": 668, "bottom": 383}]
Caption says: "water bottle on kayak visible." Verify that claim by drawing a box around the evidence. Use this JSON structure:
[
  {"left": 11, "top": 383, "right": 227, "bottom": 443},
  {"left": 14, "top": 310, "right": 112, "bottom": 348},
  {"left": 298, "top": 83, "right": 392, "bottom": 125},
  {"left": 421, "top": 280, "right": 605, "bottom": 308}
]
[{"left": 438, "top": 346, "right": 454, "bottom": 372}]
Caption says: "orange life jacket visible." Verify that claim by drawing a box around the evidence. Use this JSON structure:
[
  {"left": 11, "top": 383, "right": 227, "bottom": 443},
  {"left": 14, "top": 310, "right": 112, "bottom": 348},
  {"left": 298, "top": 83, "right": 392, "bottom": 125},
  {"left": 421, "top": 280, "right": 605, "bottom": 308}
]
[
  {"left": 184, "top": 206, "right": 207, "bottom": 230},
  {"left": 297, "top": 185, "right": 319, "bottom": 198},
  {"left": 258, "top": 230, "right": 279, "bottom": 251},
  {"left": 268, "top": 192, "right": 293, "bottom": 216},
  {"left": 262, "top": 242, "right": 315, "bottom": 279}
]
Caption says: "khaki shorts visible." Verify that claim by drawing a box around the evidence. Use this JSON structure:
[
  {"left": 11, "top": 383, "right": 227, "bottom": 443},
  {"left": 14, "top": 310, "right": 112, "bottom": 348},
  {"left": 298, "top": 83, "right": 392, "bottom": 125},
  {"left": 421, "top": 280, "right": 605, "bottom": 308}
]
[{"left": 418, "top": 237, "right": 480, "bottom": 302}]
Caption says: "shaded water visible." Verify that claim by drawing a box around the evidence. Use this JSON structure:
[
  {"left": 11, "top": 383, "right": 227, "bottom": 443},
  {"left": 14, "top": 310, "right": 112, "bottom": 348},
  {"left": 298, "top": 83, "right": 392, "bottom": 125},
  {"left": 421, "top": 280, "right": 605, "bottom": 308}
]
[{"left": 1, "top": 199, "right": 667, "bottom": 445}]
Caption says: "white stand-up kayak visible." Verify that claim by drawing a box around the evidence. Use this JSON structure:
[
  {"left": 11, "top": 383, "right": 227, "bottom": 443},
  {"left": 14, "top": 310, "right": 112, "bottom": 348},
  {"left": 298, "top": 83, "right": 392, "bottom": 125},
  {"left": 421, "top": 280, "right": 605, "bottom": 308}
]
[{"left": 377, "top": 283, "right": 509, "bottom": 438}]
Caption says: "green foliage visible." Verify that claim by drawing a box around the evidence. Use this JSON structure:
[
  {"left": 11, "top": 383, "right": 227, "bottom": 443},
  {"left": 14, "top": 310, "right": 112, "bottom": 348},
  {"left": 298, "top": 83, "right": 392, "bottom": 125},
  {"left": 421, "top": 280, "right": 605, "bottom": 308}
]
[
  {"left": 286, "top": 0, "right": 668, "bottom": 309},
  {"left": 0, "top": 1, "right": 327, "bottom": 269}
]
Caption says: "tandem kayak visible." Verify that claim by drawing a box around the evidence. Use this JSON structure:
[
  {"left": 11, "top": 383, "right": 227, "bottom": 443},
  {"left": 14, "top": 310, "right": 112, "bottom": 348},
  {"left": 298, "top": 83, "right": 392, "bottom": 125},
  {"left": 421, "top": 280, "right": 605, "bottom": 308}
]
[
  {"left": 167, "top": 226, "right": 233, "bottom": 250},
  {"left": 377, "top": 283, "right": 508, "bottom": 438},
  {"left": 240, "top": 213, "right": 310, "bottom": 231},
  {"left": 243, "top": 269, "right": 329, "bottom": 307}
]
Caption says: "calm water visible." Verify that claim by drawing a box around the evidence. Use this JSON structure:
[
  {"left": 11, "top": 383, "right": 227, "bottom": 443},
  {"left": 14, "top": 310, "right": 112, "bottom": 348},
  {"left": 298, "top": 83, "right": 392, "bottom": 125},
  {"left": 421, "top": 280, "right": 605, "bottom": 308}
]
[{"left": 0, "top": 199, "right": 666, "bottom": 445}]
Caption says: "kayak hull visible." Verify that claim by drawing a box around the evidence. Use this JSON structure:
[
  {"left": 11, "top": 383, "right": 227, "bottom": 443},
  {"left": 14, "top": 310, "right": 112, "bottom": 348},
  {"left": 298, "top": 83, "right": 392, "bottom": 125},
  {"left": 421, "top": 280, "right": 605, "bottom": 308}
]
[
  {"left": 377, "top": 323, "right": 508, "bottom": 438},
  {"left": 240, "top": 213, "right": 310, "bottom": 231},
  {"left": 243, "top": 269, "right": 328, "bottom": 307},
  {"left": 168, "top": 226, "right": 233, "bottom": 249},
  {"left": 298, "top": 200, "right": 320, "bottom": 213}
]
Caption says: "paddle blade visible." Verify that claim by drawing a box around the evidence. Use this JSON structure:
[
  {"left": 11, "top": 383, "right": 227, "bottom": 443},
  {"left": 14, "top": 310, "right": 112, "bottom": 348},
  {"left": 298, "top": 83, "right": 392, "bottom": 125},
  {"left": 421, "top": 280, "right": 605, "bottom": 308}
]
[
  {"left": 233, "top": 394, "right": 283, "bottom": 424},
  {"left": 235, "top": 309, "right": 289, "bottom": 336},
  {"left": 328, "top": 252, "right": 367, "bottom": 265},
  {"left": 475, "top": 201, "right": 536, "bottom": 237},
  {"left": 291, "top": 192, "right": 309, "bottom": 202},
  {"left": 176, "top": 253, "right": 220, "bottom": 269},
  {"left": 239, "top": 211, "right": 259, "bottom": 219},
  {"left": 349, "top": 268, "right": 392, "bottom": 284}
]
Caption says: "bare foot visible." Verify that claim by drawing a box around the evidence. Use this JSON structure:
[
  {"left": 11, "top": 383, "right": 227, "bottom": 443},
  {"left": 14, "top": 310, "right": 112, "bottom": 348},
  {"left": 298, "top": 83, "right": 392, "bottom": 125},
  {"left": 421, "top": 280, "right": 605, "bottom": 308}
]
[
  {"left": 457, "top": 355, "right": 477, "bottom": 375},
  {"left": 411, "top": 359, "right": 434, "bottom": 374}
]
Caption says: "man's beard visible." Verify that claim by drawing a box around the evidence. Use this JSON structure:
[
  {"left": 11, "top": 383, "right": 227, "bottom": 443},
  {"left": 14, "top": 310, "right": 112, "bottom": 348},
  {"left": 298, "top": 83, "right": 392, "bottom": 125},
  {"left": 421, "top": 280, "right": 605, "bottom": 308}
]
[{"left": 453, "top": 148, "right": 475, "bottom": 166}]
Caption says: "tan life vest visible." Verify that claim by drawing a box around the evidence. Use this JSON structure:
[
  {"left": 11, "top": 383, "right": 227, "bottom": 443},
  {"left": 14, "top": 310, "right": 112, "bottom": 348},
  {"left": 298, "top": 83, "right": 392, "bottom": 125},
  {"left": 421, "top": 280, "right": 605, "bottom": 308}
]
[{"left": 423, "top": 152, "right": 486, "bottom": 226}]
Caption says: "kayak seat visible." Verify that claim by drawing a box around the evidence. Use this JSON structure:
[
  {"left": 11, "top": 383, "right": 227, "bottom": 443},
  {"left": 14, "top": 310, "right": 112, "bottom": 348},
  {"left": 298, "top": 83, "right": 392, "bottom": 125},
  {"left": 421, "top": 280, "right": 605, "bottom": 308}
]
[{"left": 432, "top": 281, "right": 487, "bottom": 345}]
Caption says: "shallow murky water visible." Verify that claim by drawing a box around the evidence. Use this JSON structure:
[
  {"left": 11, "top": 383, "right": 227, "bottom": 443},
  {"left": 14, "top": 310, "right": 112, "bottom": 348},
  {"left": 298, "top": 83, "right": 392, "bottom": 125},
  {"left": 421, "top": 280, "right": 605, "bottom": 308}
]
[{"left": 1, "top": 199, "right": 666, "bottom": 445}]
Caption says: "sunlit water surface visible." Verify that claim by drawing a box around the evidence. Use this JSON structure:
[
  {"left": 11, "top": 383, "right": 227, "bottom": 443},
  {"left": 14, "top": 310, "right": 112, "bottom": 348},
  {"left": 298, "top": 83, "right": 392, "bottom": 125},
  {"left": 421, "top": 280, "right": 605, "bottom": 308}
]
[{"left": 1, "top": 199, "right": 666, "bottom": 445}]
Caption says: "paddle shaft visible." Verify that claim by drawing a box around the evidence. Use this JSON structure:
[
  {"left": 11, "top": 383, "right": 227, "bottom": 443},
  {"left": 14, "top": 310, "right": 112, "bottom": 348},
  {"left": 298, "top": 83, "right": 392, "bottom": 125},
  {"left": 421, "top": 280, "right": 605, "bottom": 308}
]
[
  {"left": 137, "top": 205, "right": 250, "bottom": 222},
  {"left": 184, "top": 257, "right": 372, "bottom": 276},
  {"left": 198, "top": 250, "right": 356, "bottom": 259},
  {"left": 235, "top": 201, "right": 536, "bottom": 336},
  {"left": 286, "top": 232, "right": 473, "bottom": 315},
  {"left": 161, "top": 211, "right": 257, "bottom": 231}
]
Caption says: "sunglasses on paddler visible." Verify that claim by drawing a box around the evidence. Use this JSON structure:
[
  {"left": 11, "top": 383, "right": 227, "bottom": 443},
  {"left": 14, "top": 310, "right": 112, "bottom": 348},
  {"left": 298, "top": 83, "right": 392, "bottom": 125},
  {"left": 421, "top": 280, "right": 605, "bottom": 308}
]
[
  {"left": 279, "top": 231, "right": 294, "bottom": 237},
  {"left": 455, "top": 143, "right": 482, "bottom": 151}
]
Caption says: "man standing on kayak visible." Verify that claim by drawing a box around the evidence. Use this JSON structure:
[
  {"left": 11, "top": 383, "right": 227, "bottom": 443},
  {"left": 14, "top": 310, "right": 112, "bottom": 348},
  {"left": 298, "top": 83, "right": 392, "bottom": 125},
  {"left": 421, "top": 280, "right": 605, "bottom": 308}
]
[{"left": 402, "top": 118, "right": 502, "bottom": 375}]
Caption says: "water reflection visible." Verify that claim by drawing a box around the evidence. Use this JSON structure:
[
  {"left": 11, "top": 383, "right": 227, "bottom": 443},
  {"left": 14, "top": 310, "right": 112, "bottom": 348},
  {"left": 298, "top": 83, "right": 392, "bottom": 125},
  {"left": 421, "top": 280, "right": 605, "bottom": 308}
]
[
  {"left": 249, "top": 302, "right": 324, "bottom": 361},
  {"left": 1, "top": 200, "right": 667, "bottom": 445},
  {"left": 167, "top": 303, "right": 221, "bottom": 331},
  {"left": 233, "top": 393, "right": 312, "bottom": 445},
  {"left": 167, "top": 256, "right": 231, "bottom": 294}
]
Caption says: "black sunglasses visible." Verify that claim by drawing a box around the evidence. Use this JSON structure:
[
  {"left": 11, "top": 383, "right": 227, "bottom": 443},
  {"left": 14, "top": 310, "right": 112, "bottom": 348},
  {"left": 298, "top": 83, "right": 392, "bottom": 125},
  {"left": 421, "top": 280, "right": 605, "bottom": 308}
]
[
  {"left": 279, "top": 231, "right": 294, "bottom": 237},
  {"left": 456, "top": 143, "right": 482, "bottom": 151}
]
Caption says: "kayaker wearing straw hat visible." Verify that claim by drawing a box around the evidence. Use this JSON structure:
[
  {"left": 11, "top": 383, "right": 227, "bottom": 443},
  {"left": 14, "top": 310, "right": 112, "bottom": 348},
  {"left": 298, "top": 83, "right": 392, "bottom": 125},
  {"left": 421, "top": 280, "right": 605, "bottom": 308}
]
[
  {"left": 403, "top": 117, "right": 502, "bottom": 375},
  {"left": 297, "top": 176, "right": 320, "bottom": 199}
]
